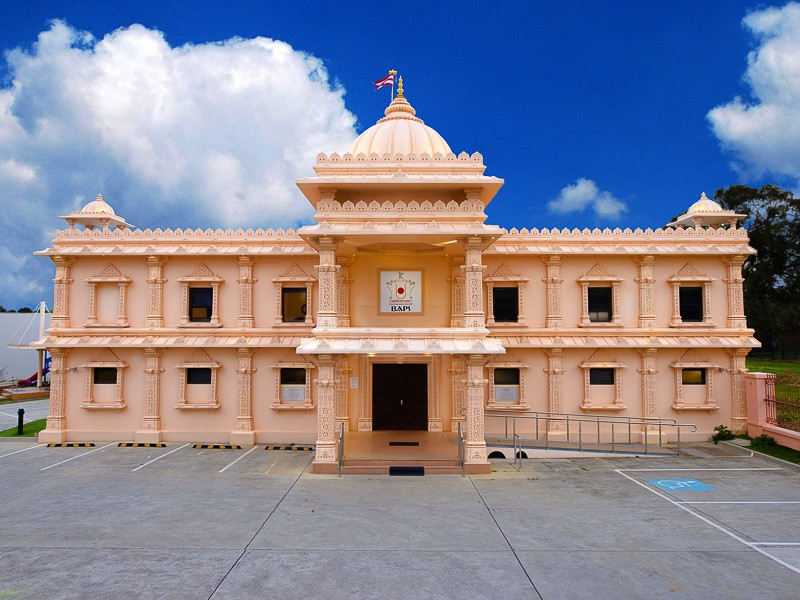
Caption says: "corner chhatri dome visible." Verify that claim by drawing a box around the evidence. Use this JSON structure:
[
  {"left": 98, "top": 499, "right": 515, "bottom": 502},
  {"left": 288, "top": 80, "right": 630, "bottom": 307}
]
[
  {"left": 349, "top": 86, "right": 451, "bottom": 157},
  {"left": 686, "top": 192, "right": 723, "bottom": 215},
  {"left": 80, "top": 193, "right": 117, "bottom": 215}
]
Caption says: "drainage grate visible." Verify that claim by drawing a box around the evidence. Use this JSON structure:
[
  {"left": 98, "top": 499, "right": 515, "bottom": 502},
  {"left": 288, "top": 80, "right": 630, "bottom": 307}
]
[
  {"left": 389, "top": 466, "right": 425, "bottom": 476},
  {"left": 388, "top": 441, "right": 420, "bottom": 447}
]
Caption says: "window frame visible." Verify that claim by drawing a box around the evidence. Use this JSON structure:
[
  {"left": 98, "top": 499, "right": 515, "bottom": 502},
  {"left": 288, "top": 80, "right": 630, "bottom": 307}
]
[
  {"left": 84, "top": 263, "right": 131, "bottom": 328},
  {"left": 668, "top": 263, "right": 715, "bottom": 328},
  {"left": 80, "top": 350, "right": 127, "bottom": 410},
  {"left": 486, "top": 355, "right": 529, "bottom": 410},
  {"left": 178, "top": 263, "right": 223, "bottom": 328},
  {"left": 272, "top": 357, "right": 315, "bottom": 410},
  {"left": 579, "top": 351, "right": 626, "bottom": 411},
  {"left": 485, "top": 263, "right": 528, "bottom": 327},
  {"left": 174, "top": 350, "right": 220, "bottom": 409},
  {"left": 272, "top": 263, "right": 315, "bottom": 326},
  {"left": 577, "top": 264, "right": 623, "bottom": 327},
  {"left": 670, "top": 351, "right": 720, "bottom": 411}
]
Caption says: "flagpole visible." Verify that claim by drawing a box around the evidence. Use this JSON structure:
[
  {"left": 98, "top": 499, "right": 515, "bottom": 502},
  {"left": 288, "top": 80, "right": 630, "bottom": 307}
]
[{"left": 389, "top": 69, "right": 397, "bottom": 101}]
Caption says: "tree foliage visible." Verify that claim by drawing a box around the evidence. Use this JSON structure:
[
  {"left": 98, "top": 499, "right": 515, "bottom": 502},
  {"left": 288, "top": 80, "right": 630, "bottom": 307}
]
[{"left": 715, "top": 185, "right": 800, "bottom": 345}]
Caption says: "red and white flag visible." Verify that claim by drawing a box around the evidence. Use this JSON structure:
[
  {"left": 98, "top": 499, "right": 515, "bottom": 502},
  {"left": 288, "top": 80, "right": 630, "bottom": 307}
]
[{"left": 373, "top": 74, "right": 394, "bottom": 90}]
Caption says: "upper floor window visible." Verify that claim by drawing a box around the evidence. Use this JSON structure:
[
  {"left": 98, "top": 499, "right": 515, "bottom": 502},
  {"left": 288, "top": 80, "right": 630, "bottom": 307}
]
[
  {"left": 186, "top": 367, "right": 212, "bottom": 385},
  {"left": 93, "top": 367, "right": 118, "bottom": 385},
  {"left": 485, "top": 263, "right": 528, "bottom": 327},
  {"left": 189, "top": 287, "right": 213, "bottom": 323},
  {"left": 679, "top": 287, "right": 703, "bottom": 322},
  {"left": 578, "top": 264, "right": 622, "bottom": 327},
  {"left": 282, "top": 288, "right": 308, "bottom": 322},
  {"left": 273, "top": 263, "right": 315, "bottom": 326},
  {"left": 589, "top": 367, "right": 614, "bottom": 385},
  {"left": 84, "top": 263, "right": 131, "bottom": 328},
  {"left": 178, "top": 263, "right": 222, "bottom": 327}
]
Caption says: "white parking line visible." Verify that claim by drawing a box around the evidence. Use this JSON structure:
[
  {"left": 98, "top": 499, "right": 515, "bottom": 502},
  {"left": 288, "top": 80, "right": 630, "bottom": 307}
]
[
  {"left": 753, "top": 542, "right": 800, "bottom": 546},
  {"left": 0, "top": 444, "right": 46, "bottom": 459},
  {"left": 677, "top": 501, "right": 800, "bottom": 505},
  {"left": 131, "top": 443, "right": 190, "bottom": 472},
  {"left": 40, "top": 443, "right": 117, "bottom": 471},
  {"left": 620, "top": 467, "right": 781, "bottom": 471},
  {"left": 0, "top": 411, "right": 36, "bottom": 423},
  {"left": 616, "top": 469, "right": 800, "bottom": 576},
  {"left": 219, "top": 446, "right": 259, "bottom": 473}
]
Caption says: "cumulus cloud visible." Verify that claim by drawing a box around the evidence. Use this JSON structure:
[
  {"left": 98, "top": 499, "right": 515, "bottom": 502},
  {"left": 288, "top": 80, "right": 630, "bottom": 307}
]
[
  {"left": 546, "top": 178, "right": 627, "bottom": 220},
  {"left": 0, "top": 21, "right": 358, "bottom": 308},
  {"left": 708, "top": 2, "right": 800, "bottom": 184}
]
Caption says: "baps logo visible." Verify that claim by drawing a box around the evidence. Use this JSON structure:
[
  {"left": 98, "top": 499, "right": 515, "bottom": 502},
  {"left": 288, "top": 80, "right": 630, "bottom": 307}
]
[{"left": 386, "top": 272, "right": 415, "bottom": 311}]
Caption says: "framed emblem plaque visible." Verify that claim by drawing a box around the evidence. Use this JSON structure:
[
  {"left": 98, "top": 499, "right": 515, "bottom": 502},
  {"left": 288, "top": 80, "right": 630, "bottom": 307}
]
[{"left": 380, "top": 270, "right": 422, "bottom": 313}]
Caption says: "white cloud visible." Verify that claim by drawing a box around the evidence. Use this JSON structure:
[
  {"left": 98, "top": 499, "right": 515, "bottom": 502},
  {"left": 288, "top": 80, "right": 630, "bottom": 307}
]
[
  {"left": 547, "top": 178, "right": 627, "bottom": 220},
  {"left": 708, "top": 2, "right": 800, "bottom": 184},
  {"left": 0, "top": 21, "right": 358, "bottom": 308}
]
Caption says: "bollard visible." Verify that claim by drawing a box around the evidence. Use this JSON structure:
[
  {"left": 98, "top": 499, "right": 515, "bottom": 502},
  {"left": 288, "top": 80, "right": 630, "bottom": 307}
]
[{"left": 17, "top": 408, "right": 24, "bottom": 435}]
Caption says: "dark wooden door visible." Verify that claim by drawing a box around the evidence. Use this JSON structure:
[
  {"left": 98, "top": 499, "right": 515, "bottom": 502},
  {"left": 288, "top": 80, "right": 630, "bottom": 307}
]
[{"left": 372, "top": 364, "right": 428, "bottom": 430}]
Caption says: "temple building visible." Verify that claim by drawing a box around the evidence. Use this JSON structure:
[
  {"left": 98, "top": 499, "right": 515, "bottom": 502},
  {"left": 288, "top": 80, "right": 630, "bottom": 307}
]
[{"left": 34, "top": 85, "right": 757, "bottom": 473}]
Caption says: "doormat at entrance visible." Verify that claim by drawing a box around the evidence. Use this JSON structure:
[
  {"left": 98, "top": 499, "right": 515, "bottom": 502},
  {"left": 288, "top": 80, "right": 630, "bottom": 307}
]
[
  {"left": 389, "top": 466, "right": 425, "bottom": 476},
  {"left": 388, "top": 441, "right": 420, "bottom": 446}
]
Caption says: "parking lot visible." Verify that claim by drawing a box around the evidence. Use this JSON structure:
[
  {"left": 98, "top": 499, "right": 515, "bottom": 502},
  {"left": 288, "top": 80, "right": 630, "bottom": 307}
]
[{"left": 0, "top": 439, "right": 799, "bottom": 599}]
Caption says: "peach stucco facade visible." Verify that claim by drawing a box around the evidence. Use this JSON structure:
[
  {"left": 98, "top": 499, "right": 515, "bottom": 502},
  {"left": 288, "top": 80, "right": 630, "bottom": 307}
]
[{"left": 35, "top": 91, "right": 758, "bottom": 473}]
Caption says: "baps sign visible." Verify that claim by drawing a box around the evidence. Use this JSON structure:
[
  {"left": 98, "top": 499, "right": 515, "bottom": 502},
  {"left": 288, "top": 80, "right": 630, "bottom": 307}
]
[{"left": 380, "top": 271, "right": 422, "bottom": 313}]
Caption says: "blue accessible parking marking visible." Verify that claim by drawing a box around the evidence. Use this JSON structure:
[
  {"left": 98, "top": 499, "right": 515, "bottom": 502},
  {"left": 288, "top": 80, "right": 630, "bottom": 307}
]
[{"left": 647, "top": 478, "right": 716, "bottom": 491}]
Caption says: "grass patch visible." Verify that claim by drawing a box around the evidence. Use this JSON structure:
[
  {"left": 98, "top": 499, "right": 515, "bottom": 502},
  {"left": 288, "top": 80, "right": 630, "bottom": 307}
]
[
  {"left": 747, "top": 358, "right": 800, "bottom": 376},
  {"left": 748, "top": 441, "right": 800, "bottom": 466},
  {"left": 0, "top": 418, "right": 47, "bottom": 437}
]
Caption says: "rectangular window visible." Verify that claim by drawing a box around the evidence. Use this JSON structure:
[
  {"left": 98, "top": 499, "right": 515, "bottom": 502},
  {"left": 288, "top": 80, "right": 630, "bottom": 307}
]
[
  {"left": 493, "top": 287, "right": 519, "bottom": 323},
  {"left": 93, "top": 367, "right": 117, "bottom": 385},
  {"left": 679, "top": 287, "right": 703, "bottom": 322},
  {"left": 682, "top": 368, "right": 706, "bottom": 385},
  {"left": 186, "top": 368, "right": 212, "bottom": 385},
  {"left": 282, "top": 288, "right": 307, "bottom": 322},
  {"left": 588, "top": 287, "right": 612, "bottom": 322},
  {"left": 280, "top": 368, "right": 307, "bottom": 403},
  {"left": 494, "top": 367, "right": 520, "bottom": 403},
  {"left": 189, "top": 287, "right": 213, "bottom": 322},
  {"left": 589, "top": 368, "right": 615, "bottom": 385}
]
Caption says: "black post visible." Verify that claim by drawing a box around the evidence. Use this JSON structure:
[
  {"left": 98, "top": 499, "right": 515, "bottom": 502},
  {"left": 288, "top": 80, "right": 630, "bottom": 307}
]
[{"left": 17, "top": 409, "right": 24, "bottom": 435}]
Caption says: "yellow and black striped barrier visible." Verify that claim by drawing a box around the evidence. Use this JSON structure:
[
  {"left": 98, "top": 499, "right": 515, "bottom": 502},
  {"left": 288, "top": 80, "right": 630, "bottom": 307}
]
[
  {"left": 193, "top": 444, "right": 241, "bottom": 450},
  {"left": 118, "top": 442, "right": 167, "bottom": 448},
  {"left": 47, "top": 442, "right": 95, "bottom": 448},
  {"left": 264, "top": 445, "right": 314, "bottom": 451}
]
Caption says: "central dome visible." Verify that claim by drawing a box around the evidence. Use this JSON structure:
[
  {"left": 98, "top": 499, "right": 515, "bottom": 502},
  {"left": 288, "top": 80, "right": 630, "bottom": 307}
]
[{"left": 349, "top": 93, "right": 451, "bottom": 157}]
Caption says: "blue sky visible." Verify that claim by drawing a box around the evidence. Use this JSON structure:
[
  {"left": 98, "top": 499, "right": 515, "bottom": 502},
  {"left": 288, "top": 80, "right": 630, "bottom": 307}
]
[{"left": 1, "top": 1, "right": 799, "bottom": 308}]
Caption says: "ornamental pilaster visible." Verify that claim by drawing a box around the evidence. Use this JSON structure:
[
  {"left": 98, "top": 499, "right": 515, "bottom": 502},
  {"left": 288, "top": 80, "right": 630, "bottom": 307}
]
[
  {"left": 724, "top": 256, "right": 747, "bottom": 329},
  {"left": 334, "top": 357, "right": 351, "bottom": 432},
  {"left": 543, "top": 255, "right": 562, "bottom": 328},
  {"left": 51, "top": 257, "right": 74, "bottom": 330},
  {"left": 449, "top": 357, "right": 466, "bottom": 432},
  {"left": 729, "top": 348, "right": 748, "bottom": 431},
  {"left": 146, "top": 257, "right": 167, "bottom": 328},
  {"left": 638, "top": 349, "right": 659, "bottom": 431},
  {"left": 461, "top": 238, "right": 486, "bottom": 329},
  {"left": 448, "top": 257, "right": 465, "bottom": 327},
  {"left": 544, "top": 349, "right": 565, "bottom": 431},
  {"left": 40, "top": 348, "right": 68, "bottom": 442},
  {"left": 231, "top": 348, "right": 256, "bottom": 444},
  {"left": 636, "top": 256, "right": 656, "bottom": 328},
  {"left": 136, "top": 349, "right": 163, "bottom": 443},
  {"left": 314, "top": 355, "right": 338, "bottom": 466},
  {"left": 237, "top": 256, "right": 256, "bottom": 328},
  {"left": 336, "top": 257, "right": 353, "bottom": 328},
  {"left": 315, "top": 239, "right": 340, "bottom": 329},
  {"left": 464, "top": 355, "right": 488, "bottom": 465}
]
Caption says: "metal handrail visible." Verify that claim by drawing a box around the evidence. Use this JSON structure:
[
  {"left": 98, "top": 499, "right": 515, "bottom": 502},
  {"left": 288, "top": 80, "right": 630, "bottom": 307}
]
[
  {"left": 337, "top": 422, "right": 344, "bottom": 477},
  {"left": 485, "top": 409, "right": 696, "bottom": 455},
  {"left": 457, "top": 422, "right": 465, "bottom": 475}
]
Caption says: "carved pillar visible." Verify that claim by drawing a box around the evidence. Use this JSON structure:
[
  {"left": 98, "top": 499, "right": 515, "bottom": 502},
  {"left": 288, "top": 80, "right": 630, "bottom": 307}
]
[
  {"left": 543, "top": 255, "right": 562, "bottom": 328},
  {"left": 636, "top": 256, "right": 656, "bottom": 328},
  {"left": 449, "top": 357, "right": 467, "bottom": 432},
  {"left": 136, "top": 349, "right": 163, "bottom": 443},
  {"left": 313, "top": 355, "right": 338, "bottom": 472},
  {"left": 315, "top": 239, "right": 339, "bottom": 329},
  {"left": 729, "top": 348, "right": 748, "bottom": 431},
  {"left": 335, "top": 357, "right": 351, "bottom": 432},
  {"left": 544, "top": 349, "right": 565, "bottom": 431},
  {"left": 725, "top": 256, "right": 747, "bottom": 329},
  {"left": 639, "top": 349, "right": 659, "bottom": 432},
  {"left": 231, "top": 348, "right": 256, "bottom": 445},
  {"left": 237, "top": 256, "right": 256, "bottom": 328},
  {"left": 86, "top": 282, "right": 98, "bottom": 325},
  {"left": 146, "top": 256, "right": 167, "bottom": 328},
  {"left": 40, "top": 348, "right": 68, "bottom": 443},
  {"left": 117, "top": 282, "right": 130, "bottom": 326},
  {"left": 448, "top": 257, "right": 465, "bottom": 328},
  {"left": 464, "top": 355, "right": 488, "bottom": 469},
  {"left": 51, "top": 257, "right": 74, "bottom": 330},
  {"left": 461, "top": 238, "right": 486, "bottom": 329},
  {"left": 336, "top": 258, "right": 352, "bottom": 327}
]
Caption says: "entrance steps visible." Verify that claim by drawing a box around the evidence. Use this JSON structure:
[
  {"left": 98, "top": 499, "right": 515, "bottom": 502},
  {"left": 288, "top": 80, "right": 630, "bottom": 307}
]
[{"left": 339, "top": 458, "right": 463, "bottom": 475}]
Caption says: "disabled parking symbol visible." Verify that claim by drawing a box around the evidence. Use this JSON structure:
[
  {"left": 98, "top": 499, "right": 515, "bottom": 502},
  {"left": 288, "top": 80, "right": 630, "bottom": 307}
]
[{"left": 647, "top": 478, "right": 716, "bottom": 491}]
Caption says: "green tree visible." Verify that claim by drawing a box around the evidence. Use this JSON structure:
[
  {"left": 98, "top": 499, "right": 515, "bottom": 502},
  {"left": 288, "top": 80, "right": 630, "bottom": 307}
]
[{"left": 715, "top": 185, "right": 800, "bottom": 347}]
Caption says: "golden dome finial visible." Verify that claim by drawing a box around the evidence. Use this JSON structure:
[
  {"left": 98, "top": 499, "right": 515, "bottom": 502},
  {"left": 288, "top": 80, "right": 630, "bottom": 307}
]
[{"left": 397, "top": 76, "right": 404, "bottom": 98}]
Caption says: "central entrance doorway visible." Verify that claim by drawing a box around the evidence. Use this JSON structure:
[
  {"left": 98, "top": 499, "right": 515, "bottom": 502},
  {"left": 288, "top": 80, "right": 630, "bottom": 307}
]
[{"left": 372, "top": 363, "right": 428, "bottom": 430}]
